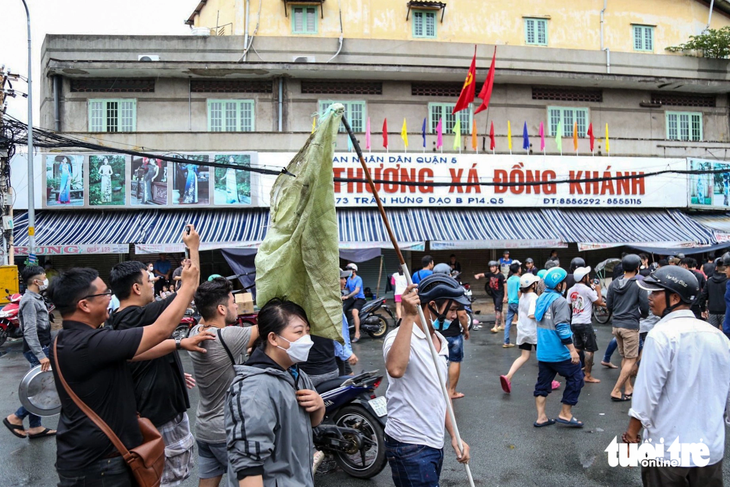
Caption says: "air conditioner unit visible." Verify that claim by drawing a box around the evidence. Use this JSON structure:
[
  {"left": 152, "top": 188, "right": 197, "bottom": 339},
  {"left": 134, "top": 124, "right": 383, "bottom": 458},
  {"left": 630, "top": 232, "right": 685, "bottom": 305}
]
[
  {"left": 293, "top": 56, "right": 315, "bottom": 63},
  {"left": 138, "top": 54, "right": 160, "bottom": 62}
]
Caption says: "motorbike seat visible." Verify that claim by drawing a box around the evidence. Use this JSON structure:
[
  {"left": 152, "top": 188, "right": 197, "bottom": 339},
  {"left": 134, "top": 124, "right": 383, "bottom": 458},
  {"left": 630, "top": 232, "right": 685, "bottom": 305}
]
[{"left": 316, "top": 377, "right": 350, "bottom": 394}]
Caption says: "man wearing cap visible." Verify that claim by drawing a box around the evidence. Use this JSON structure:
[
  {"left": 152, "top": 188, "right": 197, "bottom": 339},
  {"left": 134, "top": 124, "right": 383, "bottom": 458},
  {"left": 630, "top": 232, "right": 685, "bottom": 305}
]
[
  {"left": 533, "top": 267, "right": 584, "bottom": 428},
  {"left": 566, "top": 267, "right": 604, "bottom": 384},
  {"left": 625, "top": 266, "right": 730, "bottom": 486},
  {"left": 524, "top": 258, "right": 538, "bottom": 276},
  {"left": 343, "top": 263, "right": 366, "bottom": 342}
]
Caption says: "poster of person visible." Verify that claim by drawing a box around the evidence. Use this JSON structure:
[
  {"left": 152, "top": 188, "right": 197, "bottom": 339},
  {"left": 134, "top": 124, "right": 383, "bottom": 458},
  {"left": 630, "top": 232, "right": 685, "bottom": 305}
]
[
  {"left": 131, "top": 156, "right": 167, "bottom": 205},
  {"left": 45, "top": 155, "right": 84, "bottom": 206},
  {"left": 689, "top": 159, "right": 713, "bottom": 206},
  {"left": 214, "top": 154, "right": 251, "bottom": 205},
  {"left": 172, "top": 155, "right": 210, "bottom": 205},
  {"left": 89, "top": 155, "right": 125, "bottom": 206}
]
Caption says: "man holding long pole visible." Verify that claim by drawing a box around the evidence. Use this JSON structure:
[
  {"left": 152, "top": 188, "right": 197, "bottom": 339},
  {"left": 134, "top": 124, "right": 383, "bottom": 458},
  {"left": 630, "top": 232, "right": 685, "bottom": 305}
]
[{"left": 383, "top": 274, "right": 471, "bottom": 485}]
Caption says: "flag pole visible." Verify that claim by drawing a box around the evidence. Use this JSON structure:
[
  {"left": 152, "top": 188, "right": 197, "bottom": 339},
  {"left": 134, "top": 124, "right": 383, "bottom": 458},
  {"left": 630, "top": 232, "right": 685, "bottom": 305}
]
[{"left": 342, "top": 115, "right": 476, "bottom": 487}]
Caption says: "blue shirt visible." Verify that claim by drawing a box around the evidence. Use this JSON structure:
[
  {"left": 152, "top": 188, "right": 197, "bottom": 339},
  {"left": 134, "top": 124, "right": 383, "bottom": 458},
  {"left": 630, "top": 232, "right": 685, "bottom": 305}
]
[
  {"left": 346, "top": 275, "right": 365, "bottom": 300},
  {"left": 154, "top": 259, "right": 172, "bottom": 275},
  {"left": 535, "top": 291, "right": 573, "bottom": 363},
  {"left": 507, "top": 275, "right": 521, "bottom": 304},
  {"left": 334, "top": 313, "right": 353, "bottom": 361},
  {"left": 412, "top": 269, "right": 433, "bottom": 284}
]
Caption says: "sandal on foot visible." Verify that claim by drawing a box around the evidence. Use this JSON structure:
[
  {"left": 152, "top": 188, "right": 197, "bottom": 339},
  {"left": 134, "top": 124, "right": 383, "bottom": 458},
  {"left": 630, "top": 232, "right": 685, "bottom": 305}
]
[
  {"left": 3, "top": 418, "right": 27, "bottom": 439},
  {"left": 28, "top": 428, "right": 56, "bottom": 439},
  {"left": 533, "top": 419, "right": 556, "bottom": 428},
  {"left": 500, "top": 375, "right": 511, "bottom": 394},
  {"left": 555, "top": 417, "right": 583, "bottom": 428},
  {"left": 611, "top": 394, "right": 632, "bottom": 402}
]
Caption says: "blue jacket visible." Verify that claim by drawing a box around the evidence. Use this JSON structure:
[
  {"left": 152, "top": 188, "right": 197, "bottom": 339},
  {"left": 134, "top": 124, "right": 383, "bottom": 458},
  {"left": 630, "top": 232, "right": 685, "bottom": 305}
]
[{"left": 535, "top": 290, "right": 574, "bottom": 363}]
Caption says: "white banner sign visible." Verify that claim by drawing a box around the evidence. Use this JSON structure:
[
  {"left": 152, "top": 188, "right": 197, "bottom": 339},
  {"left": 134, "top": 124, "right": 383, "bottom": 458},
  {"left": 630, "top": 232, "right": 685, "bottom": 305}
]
[
  {"left": 14, "top": 244, "right": 130, "bottom": 255},
  {"left": 258, "top": 154, "right": 686, "bottom": 208}
]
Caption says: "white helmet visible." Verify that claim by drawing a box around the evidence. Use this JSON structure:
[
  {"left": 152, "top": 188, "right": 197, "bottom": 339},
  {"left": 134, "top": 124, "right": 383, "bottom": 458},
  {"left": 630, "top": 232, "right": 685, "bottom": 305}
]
[
  {"left": 573, "top": 266, "right": 592, "bottom": 283},
  {"left": 519, "top": 274, "right": 540, "bottom": 289}
]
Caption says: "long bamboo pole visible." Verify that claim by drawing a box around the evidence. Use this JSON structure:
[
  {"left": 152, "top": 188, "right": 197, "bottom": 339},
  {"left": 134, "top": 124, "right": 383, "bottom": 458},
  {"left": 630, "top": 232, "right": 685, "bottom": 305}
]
[{"left": 341, "top": 116, "right": 475, "bottom": 487}]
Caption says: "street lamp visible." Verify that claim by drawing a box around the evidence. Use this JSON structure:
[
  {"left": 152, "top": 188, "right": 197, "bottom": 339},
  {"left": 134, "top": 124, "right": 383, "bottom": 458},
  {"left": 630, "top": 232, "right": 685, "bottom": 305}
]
[{"left": 20, "top": 0, "right": 35, "bottom": 262}]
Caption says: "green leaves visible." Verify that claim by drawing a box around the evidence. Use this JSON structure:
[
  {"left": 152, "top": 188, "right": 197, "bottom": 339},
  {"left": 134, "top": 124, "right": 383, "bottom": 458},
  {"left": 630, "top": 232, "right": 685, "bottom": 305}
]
[{"left": 666, "top": 27, "right": 730, "bottom": 58}]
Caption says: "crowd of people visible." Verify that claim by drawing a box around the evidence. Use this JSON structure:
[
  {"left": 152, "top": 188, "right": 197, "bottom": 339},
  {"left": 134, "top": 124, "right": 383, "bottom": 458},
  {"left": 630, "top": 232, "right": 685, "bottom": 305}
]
[{"left": 3, "top": 236, "right": 730, "bottom": 487}]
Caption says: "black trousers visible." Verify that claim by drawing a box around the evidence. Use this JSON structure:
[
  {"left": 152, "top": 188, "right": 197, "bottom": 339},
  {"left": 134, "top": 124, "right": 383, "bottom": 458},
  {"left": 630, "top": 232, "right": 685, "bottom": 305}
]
[{"left": 642, "top": 459, "right": 723, "bottom": 487}]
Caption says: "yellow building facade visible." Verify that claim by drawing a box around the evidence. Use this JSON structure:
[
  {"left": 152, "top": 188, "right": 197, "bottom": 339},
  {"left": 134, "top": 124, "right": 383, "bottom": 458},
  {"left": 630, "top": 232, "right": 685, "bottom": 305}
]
[{"left": 189, "top": 0, "right": 730, "bottom": 54}]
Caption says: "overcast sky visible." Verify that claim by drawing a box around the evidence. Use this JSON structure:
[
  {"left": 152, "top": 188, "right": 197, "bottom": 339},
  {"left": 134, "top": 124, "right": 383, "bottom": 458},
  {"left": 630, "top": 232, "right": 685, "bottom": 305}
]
[{"left": 1, "top": 0, "right": 194, "bottom": 122}]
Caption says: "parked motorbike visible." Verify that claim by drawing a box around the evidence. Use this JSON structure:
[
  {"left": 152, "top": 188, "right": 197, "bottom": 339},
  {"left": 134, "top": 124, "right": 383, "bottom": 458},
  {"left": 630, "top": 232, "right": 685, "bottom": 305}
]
[
  {"left": 172, "top": 307, "right": 198, "bottom": 341},
  {"left": 349, "top": 298, "right": 394, "bottom": 339},
  {"left": 0, "top": 290, "right": 23, "bottom": 346},
  {"left": 313, "top": 370, "right": 387, "bottom": 479}
]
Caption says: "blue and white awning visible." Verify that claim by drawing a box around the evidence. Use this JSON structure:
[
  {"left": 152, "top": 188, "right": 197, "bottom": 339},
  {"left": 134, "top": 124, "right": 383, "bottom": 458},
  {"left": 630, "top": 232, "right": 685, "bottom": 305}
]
[
  {"left": 686, "top": 213, "right": 730, "bottom": 243},
  {"left": 412, "top": 209, "right": 566, "bottom": 250},
  {"left": 13, "top": 211, "right": 156, "bottom": 256},
  {"left": 338, "top": 209, "right": 425, "bottom": 250},
  {"left": 544, "top": 209, "right": 716, "bottom": 251}
]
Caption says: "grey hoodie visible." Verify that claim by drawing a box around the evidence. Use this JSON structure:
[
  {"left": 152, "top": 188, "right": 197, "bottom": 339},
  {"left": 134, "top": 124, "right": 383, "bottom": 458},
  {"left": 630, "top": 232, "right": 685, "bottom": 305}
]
[
  {"left": 225, "top": 348, "right": 315, "bottom": 487},
  {"left": 606, "top": 275, "right": 649, "bottom": 330}
]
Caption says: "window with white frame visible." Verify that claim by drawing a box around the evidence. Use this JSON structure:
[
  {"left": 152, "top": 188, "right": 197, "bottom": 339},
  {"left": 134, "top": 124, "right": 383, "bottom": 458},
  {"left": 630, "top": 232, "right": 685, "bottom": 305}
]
[
  {"left": 88, "top": 99, "right": 136, "bottom": 132},
  {"left": 207, "top": 100, "right": 255, "bottom": 132},
  {"left": 428, "top": 103, "right": 472, "bottom": 135},
  {"left": 318, "top": 100, "right": 367, "bottom": 133},
  {"left": 548, "top": 107, "right": 589, "bottom": 137},
  {"left": 292, "top": 6, "right": 318, "bottom": 35},
  {"left": 413, "top": 10, "right": 437, "bottom": 39},
  {"left": 666, "top": 111, "right": 702, "bottom": 141},
  {"left": 633, "top": 25, "right": 654, "bottom": 52},
  {"left": 525, "top": 18, "right": 548, "bottom": 46}
]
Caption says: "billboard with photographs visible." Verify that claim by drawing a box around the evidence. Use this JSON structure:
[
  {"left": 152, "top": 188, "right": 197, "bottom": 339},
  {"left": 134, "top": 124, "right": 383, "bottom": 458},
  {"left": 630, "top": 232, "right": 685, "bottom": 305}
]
[
  {"left": 688, "top": 158, "right": 730, "bottom": 210},
  {"left": 42, "top": 152, "right": 259, "bottom": 209}
]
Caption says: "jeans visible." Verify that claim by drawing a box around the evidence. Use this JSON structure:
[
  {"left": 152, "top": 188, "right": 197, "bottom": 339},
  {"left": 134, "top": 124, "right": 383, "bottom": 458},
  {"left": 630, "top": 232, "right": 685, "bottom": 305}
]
[
  {"left": 385, "top": 434, "right": 444, "bottom": 487},
  {"left": 504, "top": 303, "right": 519, "bottom": 344},
  {"left": 57, "top": 456, "right": 133, "bottom": 487},
  {"left": 603, "top": 337, "right": 617, "bottom": 363},
  {"left": 15, "top": 346, "right": 48, "bottom": 429}
]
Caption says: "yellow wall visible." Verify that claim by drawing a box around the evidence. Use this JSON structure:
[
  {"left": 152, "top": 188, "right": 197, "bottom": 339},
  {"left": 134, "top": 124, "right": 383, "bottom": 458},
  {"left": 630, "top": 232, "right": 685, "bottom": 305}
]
[{"left": 191, "top": 0, "right": 730, "bottom": 53}]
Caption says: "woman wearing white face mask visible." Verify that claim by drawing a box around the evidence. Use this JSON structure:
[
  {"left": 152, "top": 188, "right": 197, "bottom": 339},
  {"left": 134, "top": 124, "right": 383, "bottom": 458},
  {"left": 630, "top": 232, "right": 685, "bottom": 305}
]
[{"left": 225, "top": 298, "right": 324, "bottom": 487}]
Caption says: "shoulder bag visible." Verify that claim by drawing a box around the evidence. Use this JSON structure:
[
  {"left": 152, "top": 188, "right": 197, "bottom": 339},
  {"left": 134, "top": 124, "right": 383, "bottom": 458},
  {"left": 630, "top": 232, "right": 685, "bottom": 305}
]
[{"left": 52, "top": 338, "right": 165, "bottom": 487}]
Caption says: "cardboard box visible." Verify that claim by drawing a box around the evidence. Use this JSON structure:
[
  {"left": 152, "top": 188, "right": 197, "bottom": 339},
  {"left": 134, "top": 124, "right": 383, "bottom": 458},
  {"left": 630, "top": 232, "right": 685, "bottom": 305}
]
[{"left": 236, "top": 292, "right": 255, "bottom": 314}]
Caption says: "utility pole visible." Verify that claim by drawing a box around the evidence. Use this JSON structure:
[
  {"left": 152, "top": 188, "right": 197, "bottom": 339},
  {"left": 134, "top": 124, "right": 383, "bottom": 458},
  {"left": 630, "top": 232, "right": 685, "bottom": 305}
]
[
  {"left": 0, "top": 67, "right": 14, "bottom": 266},
  {"left": 21, "top": 0, "right": 36, "bottom": 265}
]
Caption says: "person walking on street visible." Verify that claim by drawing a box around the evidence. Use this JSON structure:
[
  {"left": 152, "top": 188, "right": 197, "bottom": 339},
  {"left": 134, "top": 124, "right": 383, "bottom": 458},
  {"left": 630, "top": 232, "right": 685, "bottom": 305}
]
[
  {"left": 680, "top": 257, "right": 706, "bottom": 318},
  {"left": 225, "top": 298, "right": 325, "bottom": 487},
  {"left": 625, "top": 266, "right": 730, "bottom": 487},
  {"left": 533, "top": 267, "right": 585, "bottom": 428},
  {"left": 563, "top": 257, "right": 586, "bottom": 296},
  {"left": 412, "top": 255, "right": 434, "bottom": 284},
  {"left": 698, "top": 257, "right": 727, "bottom": 328},
  {"left": 475, "top": 261, "right": 506, "bottom": 333},
  {"left": 503, "top": 263, "right": 522, "bottom": 348},
  {"left": 566, "top": 266, "right": 604, "bottom": 384},
  {"left": 3, "top": 266, "right": 56, "bottom": 440},
  {"left": 524, "top": 258, "right": 538, "bottom": 276},
  {"left": 391, "top": 269, "right": 408, "bottom": 321},
  {"left": 343, "top": 263, "right": 366, "bottom": 342},
  {"left": 187, "top": 278, "right": 258, "bottom": 487},
  {"left": 606, "top": 254, "right": 649, "bottom": 402},
  {"left": 47, "top": 246, "right": 200, "bottom": 486},
  {"left": 383, "top": 274, "right": 471, "bottom": 486}
]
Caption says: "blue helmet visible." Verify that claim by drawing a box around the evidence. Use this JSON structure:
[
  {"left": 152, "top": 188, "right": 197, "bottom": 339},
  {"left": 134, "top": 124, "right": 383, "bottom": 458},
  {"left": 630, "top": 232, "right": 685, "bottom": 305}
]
[
  {"left": 537, "top": 269, "right": 548, "bottom": 279},
  {"left": 543, "top": 267, "right": 568, "bottom": 290}
]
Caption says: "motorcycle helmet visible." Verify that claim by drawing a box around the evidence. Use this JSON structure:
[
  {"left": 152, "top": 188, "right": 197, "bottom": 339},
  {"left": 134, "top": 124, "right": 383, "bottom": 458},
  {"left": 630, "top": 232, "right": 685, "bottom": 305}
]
[
  {"left": 569, "top": 257, "right": 586, "bottom": 271},
  {"left": 638, "top": 266, "right": 699, "bottom": 316},
  {"left": 488, "top": 260, "right": 499, "bottom": 268},
  {"left": 537, "top": 269, "right": 548, "bottom": 279},
  {"left": 417, "top": 274, "right": 470, "bottom": 307},
  {"left": 207, "top": 274, "right": 224, "bottom": 281},
  {"left": 520, "top": 274, "right": 540, "bottom": 289},
  {"left": 573, "top": 266, "right": 592, "bottom": 283},
  {"left": 543, "top": 267, "right": 568, "bottom": 290},
  {"left": 621, "top": 254, "right": 642, "bottom": 273},
  {"left": 433, "top": 263, "right": 453, "bottom": 275},
  {"left": 721, "top": 252, "right": 730, "bottom": 267}
]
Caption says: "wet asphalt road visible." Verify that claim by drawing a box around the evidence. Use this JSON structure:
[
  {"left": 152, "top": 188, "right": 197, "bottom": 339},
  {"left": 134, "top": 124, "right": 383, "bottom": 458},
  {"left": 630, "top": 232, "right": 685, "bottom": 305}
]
[{"left": 1, "top": 319, "right": 728, "bottom": 486}]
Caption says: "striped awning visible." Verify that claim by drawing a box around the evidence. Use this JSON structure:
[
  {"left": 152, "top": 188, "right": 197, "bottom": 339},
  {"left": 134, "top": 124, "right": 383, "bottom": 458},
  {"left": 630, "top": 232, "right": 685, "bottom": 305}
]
[
  {"left": 412, "top": 208, "right": 566, "bottom": 250},
  {"left": 544, "top": 209, "right": 717, "bottom": 251},
  {"left": 13, "top": 211, "right": 156, "bottom": 256},
  {"left": 686, "top": 213, "right": 730, "bottom": 243},
  {"left": 338, "top": 209, "right": 425, "bottom": 250}
]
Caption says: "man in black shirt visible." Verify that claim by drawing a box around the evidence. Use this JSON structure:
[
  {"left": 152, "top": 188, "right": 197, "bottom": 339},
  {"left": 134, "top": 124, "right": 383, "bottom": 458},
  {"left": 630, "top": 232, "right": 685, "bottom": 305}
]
[
  {"left": 680, "top": 257, "right": 706, "bottom": 319},
  {"left": 47, "top": 228, "right": 200, "bottom": 487},
  {"left": 109, "top": 253, "right": 211, "bottom": 485}
]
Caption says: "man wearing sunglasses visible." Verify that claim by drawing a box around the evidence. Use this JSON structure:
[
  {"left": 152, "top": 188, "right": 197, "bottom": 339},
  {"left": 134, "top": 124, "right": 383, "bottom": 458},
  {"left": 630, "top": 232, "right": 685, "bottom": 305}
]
[{"left": 47, "top": 227, "right": 203, "bottom": 487}]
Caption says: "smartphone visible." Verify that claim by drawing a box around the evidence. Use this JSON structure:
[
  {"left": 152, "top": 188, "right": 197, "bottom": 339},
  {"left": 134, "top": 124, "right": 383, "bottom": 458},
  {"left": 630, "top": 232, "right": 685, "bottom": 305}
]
[{"left": 184, "top": 225, "right": 191, "bottom": 260}]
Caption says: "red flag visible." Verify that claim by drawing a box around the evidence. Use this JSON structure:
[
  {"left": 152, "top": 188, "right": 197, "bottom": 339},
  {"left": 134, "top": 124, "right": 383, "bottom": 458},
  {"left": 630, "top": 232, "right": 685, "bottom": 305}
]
[
  {"left": 475, "top": 47, "right": 497, "bottom": 115},
  {"left": 489, "top": 121, "right": 495, "bottom": 150},
  {"left": 452, "top": 46, "right": 477, "bottom": 115},
  {"left": 383, "top": 119, "right": 388, "bottom": 149},
  {"left": 587, "top": 123, "right": 595, "bottom": 152}
]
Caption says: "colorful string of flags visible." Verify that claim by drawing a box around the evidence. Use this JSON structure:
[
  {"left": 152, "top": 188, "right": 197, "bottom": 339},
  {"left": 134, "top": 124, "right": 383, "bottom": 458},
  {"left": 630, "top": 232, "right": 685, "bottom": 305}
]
[{"left": 313, "top": 46, "right": 611, "bottom": 155}]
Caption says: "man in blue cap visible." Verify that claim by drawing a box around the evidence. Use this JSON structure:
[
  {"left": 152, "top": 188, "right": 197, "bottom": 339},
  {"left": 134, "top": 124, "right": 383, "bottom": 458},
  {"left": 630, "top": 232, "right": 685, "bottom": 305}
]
[{"left": 533, "top": 267, "right": 584, "bottom": 428}]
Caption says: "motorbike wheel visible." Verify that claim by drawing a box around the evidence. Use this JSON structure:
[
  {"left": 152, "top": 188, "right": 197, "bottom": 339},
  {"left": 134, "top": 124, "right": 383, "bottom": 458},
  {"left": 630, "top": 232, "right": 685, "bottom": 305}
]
[
  {"left": 172, "top": 324, "right": 189, "bottom": 341},
  {"left": 0, "top": 328, "right": 6, "bottom": 347},
  {"left": 366, "top": 314, "right": 389, "bottom": 339},
  {"left": 332, "top": 405, "right": 387, "bottom": 479},
  {"left": 593, "top": 306, "right": 611, "bottom": 325}
]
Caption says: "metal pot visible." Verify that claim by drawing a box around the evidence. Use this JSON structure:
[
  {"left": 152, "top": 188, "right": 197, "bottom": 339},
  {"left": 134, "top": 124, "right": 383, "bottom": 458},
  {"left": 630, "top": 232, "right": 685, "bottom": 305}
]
[{"left": 18, "top": 365, "right": 61, "bottom": 417}]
